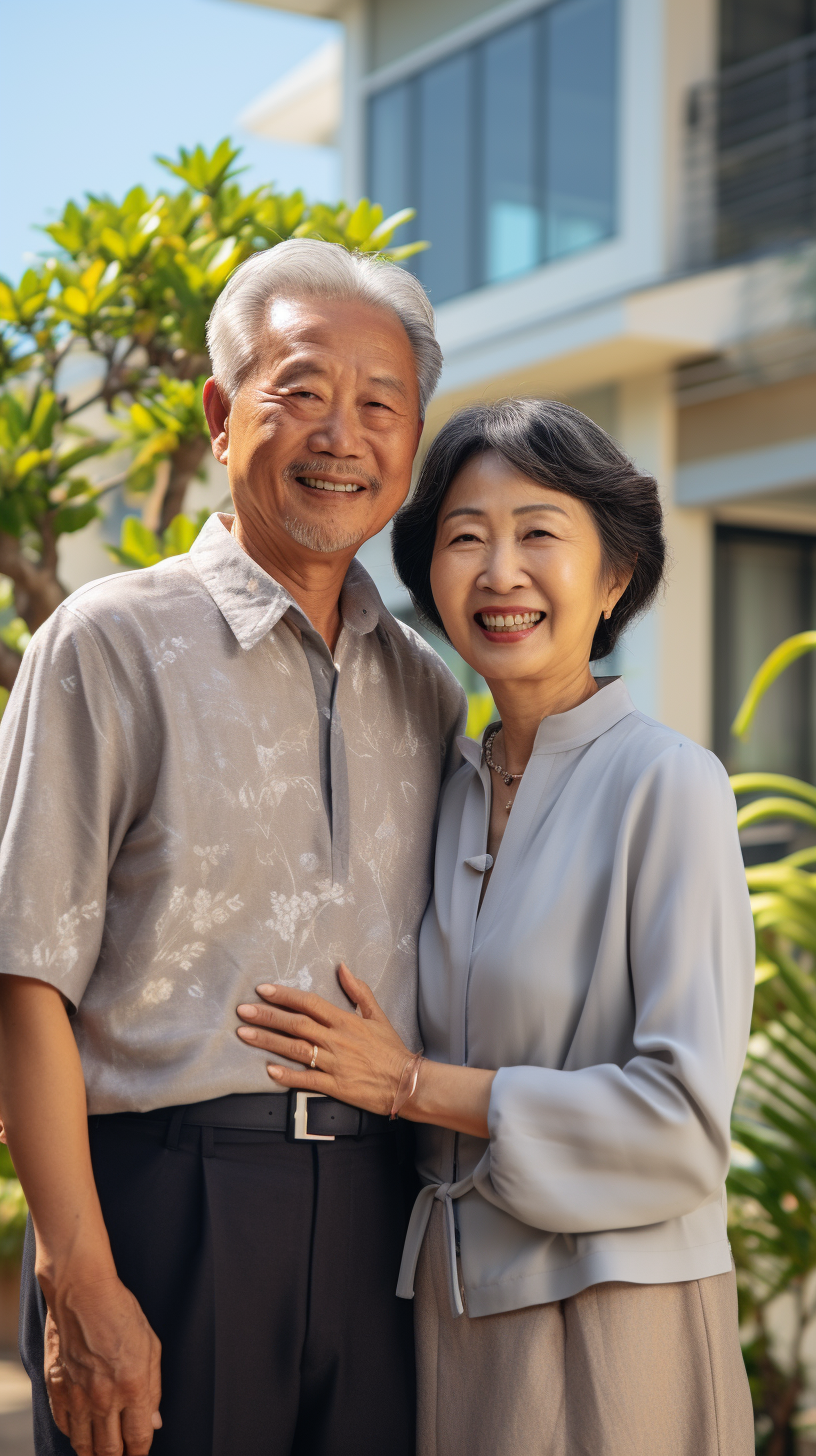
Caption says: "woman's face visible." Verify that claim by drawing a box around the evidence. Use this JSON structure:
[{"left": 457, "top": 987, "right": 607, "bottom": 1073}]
[{"left": 429, "top": 450, "right": 627, "bottom": 689}]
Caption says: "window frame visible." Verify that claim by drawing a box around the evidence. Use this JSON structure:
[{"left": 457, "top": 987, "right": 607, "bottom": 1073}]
[{"left": 365, "top": 0, "right": 620, "bottom": 306}]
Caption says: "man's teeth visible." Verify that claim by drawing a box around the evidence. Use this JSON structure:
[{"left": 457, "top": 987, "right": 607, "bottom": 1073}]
[
  {"left": 301, "top": 476, "right": 363, "bottom": 493},
  {"left": 480, "top": 612, "right": 542, "bottom": 631}
]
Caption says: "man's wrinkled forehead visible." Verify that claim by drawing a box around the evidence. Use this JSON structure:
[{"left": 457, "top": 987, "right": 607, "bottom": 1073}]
[{"left": 258, "top": 295, "right": 418, "bottom": 398}]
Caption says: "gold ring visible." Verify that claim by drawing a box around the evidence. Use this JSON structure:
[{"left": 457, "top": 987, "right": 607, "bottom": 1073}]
[{"left": 310, "top": 1045, "right": 318, "bottom": 1069}]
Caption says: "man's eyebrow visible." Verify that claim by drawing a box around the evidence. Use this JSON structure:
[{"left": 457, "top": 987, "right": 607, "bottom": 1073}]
[
  {"left": 440, "top": 502, "right": 569, "bottom": 525},
  {"left": 272, "top": 358, "right": 330, "bottom": 386},
  {"left": 368, "top": 373, "right": 407, "bottom": 397},
  {"left": 267, "top": 362, "right": 408, "bottom": 396}
]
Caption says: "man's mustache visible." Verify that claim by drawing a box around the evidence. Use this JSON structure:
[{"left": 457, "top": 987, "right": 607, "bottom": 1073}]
[{"left": 283, "top": 460, "right": 382, "bottom": 494}]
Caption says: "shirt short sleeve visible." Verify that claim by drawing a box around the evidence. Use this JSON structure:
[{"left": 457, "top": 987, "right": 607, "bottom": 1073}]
[{"left": 0, "top": 605, "right": 138, "bottom": 1008}]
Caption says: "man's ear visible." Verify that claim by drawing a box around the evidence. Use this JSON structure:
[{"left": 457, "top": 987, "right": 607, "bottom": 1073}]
[{"left": 203, "top": 378, "right": 230, "bottom": 464}]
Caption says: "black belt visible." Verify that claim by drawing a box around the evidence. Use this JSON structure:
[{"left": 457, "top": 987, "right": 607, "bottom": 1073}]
[{"left": 147, "top": 1091, "right": 389, "bottom": 1142}]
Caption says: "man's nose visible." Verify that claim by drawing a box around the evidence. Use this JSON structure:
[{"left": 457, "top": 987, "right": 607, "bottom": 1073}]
[{"left": 306, "top": 400, "right": 365, "bottom": 458}]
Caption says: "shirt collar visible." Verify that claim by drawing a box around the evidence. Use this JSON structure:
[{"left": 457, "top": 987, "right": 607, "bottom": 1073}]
[
  {"left": 189, "top": 513, "right": 384, "bottom": 651},
  {"left": 456, "top": 677, "right": 636, "bottom": 766}
]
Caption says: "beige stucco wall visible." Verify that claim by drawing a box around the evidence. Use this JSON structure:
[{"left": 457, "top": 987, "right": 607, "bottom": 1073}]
[
  {"left": 619, "top": 372, "right": 713, "bottom": 745},
  {"left": 678, "top": 373, "right": 816, "bottom": 461}
]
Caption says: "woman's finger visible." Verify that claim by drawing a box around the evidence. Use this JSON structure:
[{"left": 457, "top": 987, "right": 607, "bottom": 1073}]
[
  {"left": 237, "top": 1002, "right": 323, "bottom": 1042},
  {"left": 254, "top": 983, "right": 339, "bottom": 1026},
  {"left": 338, "top": 962, "right": 386, "bottom": 1022},
  {"left": 266, "top": 1063, "right": 334, "bottom": 1093},
  {"left": 237, "top": 1026, "right": 331, "bottom": 1067}
]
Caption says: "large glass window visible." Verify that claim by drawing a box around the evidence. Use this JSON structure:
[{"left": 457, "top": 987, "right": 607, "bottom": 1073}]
[
  {"left": 418, "top": 53, "right": 475, "bottom": 301},
  {"left": 367, "top": 0, "right": 618, "bottom": 305},
  {"left": 546, "top": 0, "right": 618, "bottom": 258},
  {"left": 368, "top": 84, "right": 413, "bottom": 230},
  {"left": 482, "top": 19, "right": 540, "bottom": 283}
]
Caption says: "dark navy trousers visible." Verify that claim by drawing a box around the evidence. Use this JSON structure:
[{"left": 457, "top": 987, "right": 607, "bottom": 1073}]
[{"left": 21, "top": 1112, "right": 417, "bottom": 1456}]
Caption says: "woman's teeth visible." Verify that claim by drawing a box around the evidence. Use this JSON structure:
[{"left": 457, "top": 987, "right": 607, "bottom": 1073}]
[
  {"left": 301, "top": 476, "right": 363, "bottom": 493},
  {"left": 480, "top": 612, "right": 542, "bottom": 632}
]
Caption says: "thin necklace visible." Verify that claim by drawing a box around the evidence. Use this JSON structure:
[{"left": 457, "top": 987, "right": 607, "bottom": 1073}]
[{"left": 484, "top": 728, "right": 524, "bottom": 811}]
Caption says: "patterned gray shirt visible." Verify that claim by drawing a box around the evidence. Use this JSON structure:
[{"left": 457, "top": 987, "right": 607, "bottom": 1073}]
[{"left": 0, "top": 514, "right": 466, "bottom": 1113}]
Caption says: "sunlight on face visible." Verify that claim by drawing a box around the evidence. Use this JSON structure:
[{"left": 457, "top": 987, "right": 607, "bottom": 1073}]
[
  {"left": 210, "top": 296, "right": 422, "bottom": 559},
  {"left": 429, "top": 450, "right": 625, "bottom": 693}
]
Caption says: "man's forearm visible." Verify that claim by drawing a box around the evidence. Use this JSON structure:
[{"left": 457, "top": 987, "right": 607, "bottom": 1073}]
[
  {"left": 0, "top": 975, "right": 162, "bottom": 1454},
  {"left": 0, "top": 976, "right": 115, "bottom": 1299}
]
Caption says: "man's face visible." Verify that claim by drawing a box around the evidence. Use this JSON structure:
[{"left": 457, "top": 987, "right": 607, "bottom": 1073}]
[{"left": 204, "top": 295, "right": 424, "bottom": 557}]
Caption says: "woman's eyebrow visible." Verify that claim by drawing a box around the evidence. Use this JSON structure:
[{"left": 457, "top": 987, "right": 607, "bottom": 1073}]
[
  {"left": 440, "top": 502, "right": 569, "bottom": 525},
  {"left": 513, "top": 503, "right": 569, "bottom": 517}
]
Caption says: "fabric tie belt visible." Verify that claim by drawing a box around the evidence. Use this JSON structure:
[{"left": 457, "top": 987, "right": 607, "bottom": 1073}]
[{"left": 397, "top": 1174, "right": 475, "bottom": 1318}]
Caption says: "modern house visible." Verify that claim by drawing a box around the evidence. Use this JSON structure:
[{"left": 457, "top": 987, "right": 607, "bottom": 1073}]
[{"left": 233, "top": 0, "right": 816, "bottom": 797}]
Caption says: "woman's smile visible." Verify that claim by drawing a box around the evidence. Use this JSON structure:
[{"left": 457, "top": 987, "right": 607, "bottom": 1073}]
[{"left": 475, "top": 608, "right": 544, "bottom": 643}]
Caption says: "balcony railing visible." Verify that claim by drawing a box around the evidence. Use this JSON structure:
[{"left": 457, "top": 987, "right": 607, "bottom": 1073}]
[{"left": 685, "top": 32, "right": 816, "bottom": 270}]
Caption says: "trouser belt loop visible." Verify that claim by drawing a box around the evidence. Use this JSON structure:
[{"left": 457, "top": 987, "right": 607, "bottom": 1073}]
[
  {"left": 201, "top": 1124, "right": 215, "bottom": 1159},
  {"left": 165, "top": 1106, "right": 186, "bottom": 1152},
  {"left": 354, "top": 1106, "right": 365, "bottom": 1141}
]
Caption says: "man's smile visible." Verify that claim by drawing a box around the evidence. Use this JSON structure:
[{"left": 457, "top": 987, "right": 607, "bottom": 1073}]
[{"left": 297, "top": 474, "right": 366, "bottom": 494}]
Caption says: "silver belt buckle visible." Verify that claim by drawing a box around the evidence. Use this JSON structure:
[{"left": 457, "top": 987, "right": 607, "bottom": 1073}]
[{"left": 290, "top": 1090, "right": 335, "bottom": 1142}]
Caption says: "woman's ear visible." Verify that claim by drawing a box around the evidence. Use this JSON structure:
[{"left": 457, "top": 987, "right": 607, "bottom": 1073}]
[{"left": 602, "top": 557, "right": 636, "bottom": 619}]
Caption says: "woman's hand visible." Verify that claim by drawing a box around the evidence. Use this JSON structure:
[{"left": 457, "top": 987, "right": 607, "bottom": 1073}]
[{"left": 236, "top": 963, "right": 410, "bottom": 1116}]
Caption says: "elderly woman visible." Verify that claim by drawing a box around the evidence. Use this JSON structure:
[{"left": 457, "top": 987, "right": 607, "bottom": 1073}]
[{"left": 237, "top": 399, "right": 756, "bottom": 1456}]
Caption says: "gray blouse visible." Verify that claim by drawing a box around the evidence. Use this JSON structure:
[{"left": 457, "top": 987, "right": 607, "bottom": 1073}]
[{"left": 398, "top": 679, "right": 755, "bottom": 1318}]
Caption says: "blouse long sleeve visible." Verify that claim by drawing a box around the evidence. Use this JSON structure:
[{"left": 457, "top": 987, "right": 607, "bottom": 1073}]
[{"left": 472, "top": 742, "right": 755, "bottom": 1236}]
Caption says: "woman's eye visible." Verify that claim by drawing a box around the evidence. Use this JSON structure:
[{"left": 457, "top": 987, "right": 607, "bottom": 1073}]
[
  {"left": 450, "top": 532, "right": 481, "bottom": 545},
  {"left": 524, "top": 528, "right": 552, "bottom": 540}
]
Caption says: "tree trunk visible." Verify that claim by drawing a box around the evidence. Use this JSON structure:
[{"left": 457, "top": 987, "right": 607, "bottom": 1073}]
[
  {"left": 0, "top": 523, "right": 68, "bottom": 696},
  {"left": 767, "top": 1369, "right": 801, "bottom": 1456},
  {"left": 0, "top": 639, "right": 22, "bottom": 693},
  {"left": 158, "top": 436, "right": 210, "bottom": 532}
]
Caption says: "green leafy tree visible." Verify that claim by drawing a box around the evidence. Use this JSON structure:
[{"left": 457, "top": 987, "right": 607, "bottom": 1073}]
[
  {"left": 108, "top": 510, "right": 209, "bottom": 570},
  {"left": 729, "top": 638, "right": 816, "bottom": 1454},
  {"left": 0, "top": 138, "right": 424, "bottom": 694}
]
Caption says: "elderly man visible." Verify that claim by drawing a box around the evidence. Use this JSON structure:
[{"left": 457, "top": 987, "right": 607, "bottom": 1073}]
[{"left": 0, "top": 240, "right": 465, "bottom": 1456}]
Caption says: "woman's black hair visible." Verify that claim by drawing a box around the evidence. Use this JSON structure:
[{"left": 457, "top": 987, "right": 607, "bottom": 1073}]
[{"left": 391, "top": 397, "right": 666, "bottom": 661}]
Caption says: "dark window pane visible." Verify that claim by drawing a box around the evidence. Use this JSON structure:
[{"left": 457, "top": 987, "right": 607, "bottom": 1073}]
[
  {"left": 714, "top": 528, "right": 814, "bottom": 780},
  {"left": 368, "top": 83, "right": 413, "bottom": 227},
  {"left": 545, "top": 0, "right": 617, "bottom": 261},
  {"left": 720, "top": 0, "right": 816, "bottom": 70},
  {"left": 482, "top": 19, "right": 540, "bottom": 283},
  {"left": 416, "top": 51, "right": 474, "bottom": 302}
]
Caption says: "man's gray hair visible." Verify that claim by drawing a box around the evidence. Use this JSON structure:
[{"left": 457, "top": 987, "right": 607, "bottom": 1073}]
[{"left": 206, "top": 239, "right": 442, "bottom": 415}]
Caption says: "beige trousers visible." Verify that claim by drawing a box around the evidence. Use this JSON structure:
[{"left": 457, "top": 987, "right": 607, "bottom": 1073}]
[{"left": 415, "top": 1204, "right": 754, "bottom": 1456}]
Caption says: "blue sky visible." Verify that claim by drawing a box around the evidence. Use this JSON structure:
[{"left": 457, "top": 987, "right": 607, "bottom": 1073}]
[{"left": 0, "top": 0, "right": 340, "bottom": 281}]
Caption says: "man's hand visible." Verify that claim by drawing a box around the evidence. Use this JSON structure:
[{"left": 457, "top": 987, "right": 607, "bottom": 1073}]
[{"left": 43, "top": 1274, "right": 161, "bottom": 1456}]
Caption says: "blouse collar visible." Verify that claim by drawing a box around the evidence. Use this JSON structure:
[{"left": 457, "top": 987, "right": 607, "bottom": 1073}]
[{"left": 457, "top": 677, "right": 636, "bottom": 767}]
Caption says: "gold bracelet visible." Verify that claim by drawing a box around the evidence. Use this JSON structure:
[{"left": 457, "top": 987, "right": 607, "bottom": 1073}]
[{"left": 390, "top": 1052, "right": 424, "bottom": 1120}]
